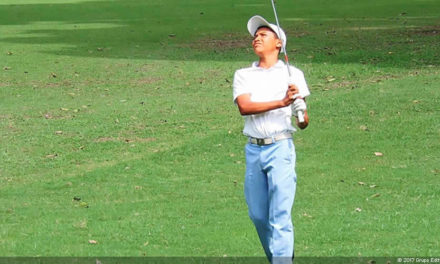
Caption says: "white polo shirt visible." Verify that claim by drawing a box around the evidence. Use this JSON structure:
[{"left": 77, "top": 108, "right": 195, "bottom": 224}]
[{"left": 233, "top": 60, "right": 310, "bottom": 138}]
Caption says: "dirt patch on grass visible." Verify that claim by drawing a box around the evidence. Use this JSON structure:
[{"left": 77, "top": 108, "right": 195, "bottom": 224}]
[
  {"left": 186, "top": 31, "right": 309, "bottom": 51},
  {"left": 185, "top": 33, "right": 250, "bottom": 51},
  {"left": 319, "top": 70, "right": 430, "bottom": 91},
  {"left": 135, "top": 77, "right": 162, "bottom": 85},
  {"left": 325, "top": 75, "right": 397, "bottom": 90},
  {"left": 44, "top": 80, "right": 73, "bottom": 88},
  {"left": 410, "top": 25, "right": 440, "bottom": 36},
  {"left": 95, "top": 137, "right": 156, "bottom": 143}
]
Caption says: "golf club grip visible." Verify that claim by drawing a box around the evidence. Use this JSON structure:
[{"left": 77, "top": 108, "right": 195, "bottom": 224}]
[{"left": 298, "top": 111, "right": 305, "bottom": 123}]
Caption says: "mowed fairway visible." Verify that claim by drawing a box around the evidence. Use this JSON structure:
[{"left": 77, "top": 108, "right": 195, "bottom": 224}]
[{"left": 1, "top": 0, "right": 439, "bottom": 257}]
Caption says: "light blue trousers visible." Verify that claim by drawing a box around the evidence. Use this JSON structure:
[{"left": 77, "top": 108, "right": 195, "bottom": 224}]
[{"left": 244, "top": 139, "right": 296, "bottom": 264}]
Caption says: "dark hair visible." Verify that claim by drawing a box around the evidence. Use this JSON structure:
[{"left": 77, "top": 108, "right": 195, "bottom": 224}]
[{"left": 255, "top": 26, "right": 279, "bottom": 39}]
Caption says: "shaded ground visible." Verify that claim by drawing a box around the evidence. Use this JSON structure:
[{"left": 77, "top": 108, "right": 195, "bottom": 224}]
[{"left": 0, "top": 0, "right": 439, "bottom": 68}]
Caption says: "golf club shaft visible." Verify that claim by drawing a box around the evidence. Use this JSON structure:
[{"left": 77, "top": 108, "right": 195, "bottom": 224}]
[{"left": 270, "top": 0, "right": 304, "bottom": 123}]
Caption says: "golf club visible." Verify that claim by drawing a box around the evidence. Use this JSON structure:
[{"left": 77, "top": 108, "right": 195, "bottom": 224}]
[{"left": 270, "top": 0, "right": 305, "bottom": 123}]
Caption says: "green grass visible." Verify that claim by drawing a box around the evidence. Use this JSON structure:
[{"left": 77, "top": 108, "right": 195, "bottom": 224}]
[{"left": 1, "top": 0, "right": 439, "bottom": 257}]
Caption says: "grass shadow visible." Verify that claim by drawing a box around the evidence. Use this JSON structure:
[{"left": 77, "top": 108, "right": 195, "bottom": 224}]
[{"left": 0, "top": 0, "right": 439, "bottom": 66}]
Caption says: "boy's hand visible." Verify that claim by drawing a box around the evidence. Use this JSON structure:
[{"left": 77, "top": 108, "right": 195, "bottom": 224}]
[
  {"left": 292, "top": 99, "right": 306, "bottom": 116},
  {"left": 282, "top": 84, "right": 299, "bottom": 106}
]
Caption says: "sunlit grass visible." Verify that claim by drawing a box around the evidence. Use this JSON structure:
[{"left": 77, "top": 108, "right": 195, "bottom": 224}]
[{"left": 1, "top": 0, "right": 439, "bottom": 257}]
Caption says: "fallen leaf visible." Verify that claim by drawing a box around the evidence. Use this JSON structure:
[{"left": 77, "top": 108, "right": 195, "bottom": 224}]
[
  {"left": 370, "top": 193, "right": 381, "bottom": 198},
  {"left": 302, "top": 212, "right": 313, "bottom": 218},
  {"left": 326, "top": 76, "right": 336, "bottom": 82},
  {"left": 46, "top": 154, "right": 58, "bottom": 159},
  {"left": 359, "top": 125, "right": 369, "bottom": 131}
]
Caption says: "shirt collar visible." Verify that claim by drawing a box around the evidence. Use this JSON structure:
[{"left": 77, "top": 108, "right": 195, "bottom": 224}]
[{"left": 252, "top": 60, "right": 285, "bottom": 70}]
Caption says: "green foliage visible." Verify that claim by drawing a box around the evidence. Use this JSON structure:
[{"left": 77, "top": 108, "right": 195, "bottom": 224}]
[{"left": 0, "top": 0, "right": 439, "bottom": 257}]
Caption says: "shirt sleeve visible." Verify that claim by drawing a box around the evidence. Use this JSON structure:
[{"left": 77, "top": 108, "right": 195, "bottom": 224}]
[
  {"left": 232, "top": 70, "right": 250, "bottom": 103},
  {"left": 290, "top": 67, "right": 310, "bottom": 98}
]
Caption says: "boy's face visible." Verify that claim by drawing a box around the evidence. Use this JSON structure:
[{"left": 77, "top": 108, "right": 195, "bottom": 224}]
[{"left": 252, "top": 27, "right": 282, "bottom": 57}]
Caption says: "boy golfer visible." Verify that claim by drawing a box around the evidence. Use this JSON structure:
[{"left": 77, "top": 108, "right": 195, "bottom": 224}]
[{"left": 232, "top": 15, "right": 310, "bottom": 264}]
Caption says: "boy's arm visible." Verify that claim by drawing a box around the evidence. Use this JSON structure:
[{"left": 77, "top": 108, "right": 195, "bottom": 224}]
[
  {"left": 296, "top": 110, "right": 309, "bottom": 129},
  {"left": 235, "top": 84, "right": 299, "bottom": 116}
]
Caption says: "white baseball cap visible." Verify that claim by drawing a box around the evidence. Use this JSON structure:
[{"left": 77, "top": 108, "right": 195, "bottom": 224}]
[{"left": 247, "top": 15, "right": 287, "bottom": 52}]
